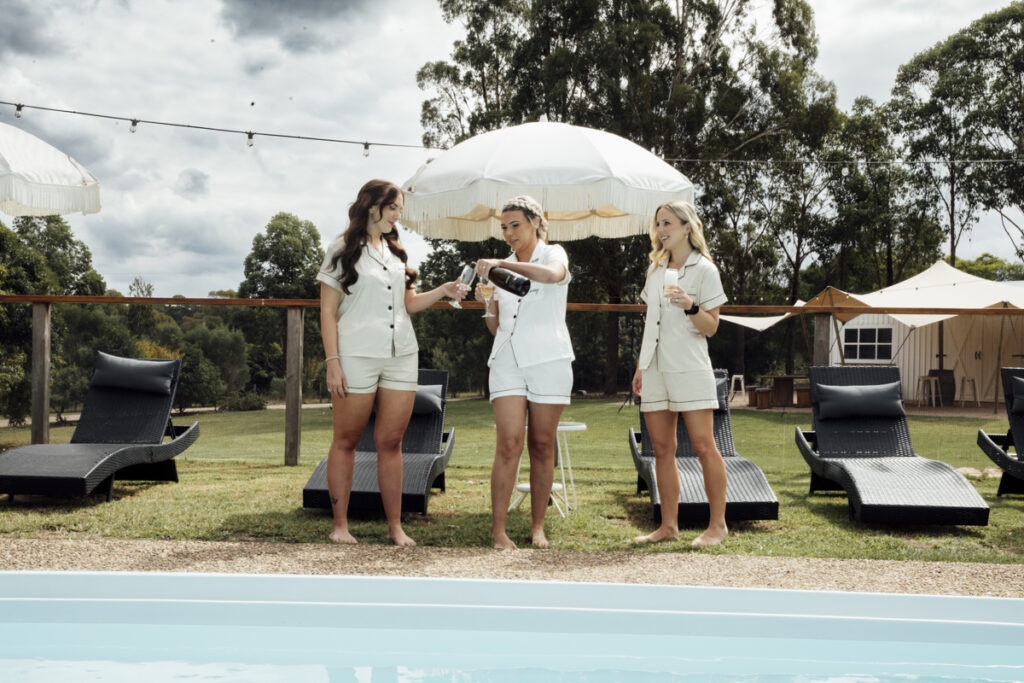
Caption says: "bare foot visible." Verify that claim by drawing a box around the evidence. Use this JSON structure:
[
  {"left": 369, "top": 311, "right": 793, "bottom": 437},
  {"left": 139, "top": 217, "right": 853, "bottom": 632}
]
[
  {"left": 328, "top": 528, "right": 357, "bottom": 544},
  {"left": 492, "top": 533, "right": 517, "bottom": 550},
  {"left": 388, "top": 528, "right": 417, "bottom": 547},
  {"left": 531, "top": 529, "right": 549, "bottom": 548},
  {"left": 632, "top": 527, "right": 679, "bottom": 544},
  {"left": 691, "top": 526, "right": 728, "bottom": 547}
]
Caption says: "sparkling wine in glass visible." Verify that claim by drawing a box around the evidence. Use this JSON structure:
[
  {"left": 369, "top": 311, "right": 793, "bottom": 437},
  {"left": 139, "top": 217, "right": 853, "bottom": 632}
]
[
  {"left": 663, "top": 268, "right": 680, "bottom": 298},
  {"left": 449, "top": 264, "right": 477, "bottom": 309},
  {"left": 480, "top": 278, "right": 496, "bottom": 318}
]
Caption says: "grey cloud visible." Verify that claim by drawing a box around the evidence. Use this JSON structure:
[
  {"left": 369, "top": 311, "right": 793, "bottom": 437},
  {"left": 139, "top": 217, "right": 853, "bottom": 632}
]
[
  {"left": 173, "top": 169, "right": 211, "bottom": 198},
  {"left": 243, "top": 56, "right": 278, "bottom": 76},
  {"left": 220, "top": 0, "right": 376, "bottom": 53},
  {"left": 0, "top": 0, "right": 61, "bottom": 59}
]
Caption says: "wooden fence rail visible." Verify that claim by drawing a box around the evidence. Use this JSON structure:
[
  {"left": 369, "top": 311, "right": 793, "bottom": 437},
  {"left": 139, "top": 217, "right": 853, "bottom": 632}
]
[{"left": 2, "top": 294, "right": 1021, "bottom": 464}]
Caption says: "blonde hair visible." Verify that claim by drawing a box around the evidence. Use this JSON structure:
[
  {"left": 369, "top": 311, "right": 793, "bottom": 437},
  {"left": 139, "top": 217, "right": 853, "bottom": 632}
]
[
  {"left": 646, "top": 201, "right": 712, "bottom": 276},
  {"left": 501, "top": 195, "right": 548, "bottom": 242}
]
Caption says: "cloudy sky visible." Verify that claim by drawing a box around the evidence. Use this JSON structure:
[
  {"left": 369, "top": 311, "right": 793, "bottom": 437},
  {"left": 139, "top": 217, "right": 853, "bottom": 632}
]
[{"left": 0, "top": 0, "right": 1014, "bottom": 297}]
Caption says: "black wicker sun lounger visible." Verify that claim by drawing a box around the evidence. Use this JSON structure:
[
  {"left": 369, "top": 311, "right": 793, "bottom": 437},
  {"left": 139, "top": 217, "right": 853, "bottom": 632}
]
[
  {"left": 795, "top": 365, "right": 988, "bottom": 525},
  {"left": 628, "top": 369, "right": 779, "bottom": 525},
  {"left": 303, "top": 369, "right": 454, "bottom": 515},
  {"left": 0, "top": 351, "right": 199, "bottom": 502},
  {"left": 977, "top": 368, "right": 1024, "bottom": 496}
]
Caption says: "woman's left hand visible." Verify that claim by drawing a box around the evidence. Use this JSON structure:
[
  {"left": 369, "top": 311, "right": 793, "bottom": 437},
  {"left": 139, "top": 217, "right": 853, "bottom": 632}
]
[
  {"left": 476, "top": 258, "right": 501, "bottom": 279},
  {"left": 442, "top": 280, "right": 468, "bottom": 301},
  {"left": 667, "top": 287, "right": 694, "bottom": 310}
]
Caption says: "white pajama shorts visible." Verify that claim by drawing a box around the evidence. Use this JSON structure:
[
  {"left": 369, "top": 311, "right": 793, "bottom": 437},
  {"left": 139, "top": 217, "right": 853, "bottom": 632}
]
[
  {"left": 640, "top": 354, "right": 719, "bottom": 413},
  {"left": 489, "top": 343, "right": 572, "bottom": 405},
  {"left": 341, "top": 352, "right": 418, "bottom": 394}
]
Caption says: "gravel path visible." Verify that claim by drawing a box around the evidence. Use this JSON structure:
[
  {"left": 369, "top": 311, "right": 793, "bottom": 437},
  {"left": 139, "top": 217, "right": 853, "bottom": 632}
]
[{"left": 2, "top": 537, "right": 1022, "bottom": 598}]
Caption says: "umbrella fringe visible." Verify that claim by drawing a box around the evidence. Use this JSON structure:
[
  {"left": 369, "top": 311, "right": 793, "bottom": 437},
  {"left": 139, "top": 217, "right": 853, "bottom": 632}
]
[
  {"left": 404, "top": 213, "right": 658, "bottom": 242},
  {"left": 0, "top": 174, "right": 101, "bottom": 217}
]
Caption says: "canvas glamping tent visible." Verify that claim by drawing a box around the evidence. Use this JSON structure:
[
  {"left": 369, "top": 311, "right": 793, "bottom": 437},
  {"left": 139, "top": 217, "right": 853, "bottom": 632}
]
[
  {"left": 721, "top": 261, "right": 1024, "bottom": 406},
  {"left": 813, "top": 261, "right": 1024, "bottom": 406}
]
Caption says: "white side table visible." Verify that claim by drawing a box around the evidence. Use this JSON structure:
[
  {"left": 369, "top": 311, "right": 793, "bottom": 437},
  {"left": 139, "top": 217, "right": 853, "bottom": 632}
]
[{"left": 508, "top": 421, "right": 586, "bottom": 517}]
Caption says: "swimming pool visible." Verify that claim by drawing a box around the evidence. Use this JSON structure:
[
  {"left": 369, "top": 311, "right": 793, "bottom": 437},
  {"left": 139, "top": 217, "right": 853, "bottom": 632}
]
[{"left": 1, "top": 570, "right": 1022, "bottom": 681}]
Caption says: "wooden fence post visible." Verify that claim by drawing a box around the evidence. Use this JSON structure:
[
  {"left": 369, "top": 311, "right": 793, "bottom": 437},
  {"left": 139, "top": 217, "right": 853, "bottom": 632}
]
[
  {"left": 813, "top": 313, "right": 831, "bottom": 367},
  {"left": 31, "top": 302, "right": 51, "bottom": 444},
  {"left": 284, "top": 306, "right": 303, "bottom": 466}
]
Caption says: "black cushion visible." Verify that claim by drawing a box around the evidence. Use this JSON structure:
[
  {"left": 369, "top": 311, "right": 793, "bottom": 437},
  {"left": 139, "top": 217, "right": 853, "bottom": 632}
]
[
  {"left": 1011, "top": 376, "right": 1024, "bottom": 414},
  {"left": 413, "top": 384, "right": 444, "bottom": 415},
  {"left": 817, "top": 381, "right": 905, "bottom": 420},
  {"left": 90, "top": 351, "right": 177, "bottom": 395}
]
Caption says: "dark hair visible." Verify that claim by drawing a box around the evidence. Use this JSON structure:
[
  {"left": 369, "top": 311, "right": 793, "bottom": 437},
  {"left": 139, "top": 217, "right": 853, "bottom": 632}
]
[{"left": 329, "top": 179, "right": 417, "bottom": 293}]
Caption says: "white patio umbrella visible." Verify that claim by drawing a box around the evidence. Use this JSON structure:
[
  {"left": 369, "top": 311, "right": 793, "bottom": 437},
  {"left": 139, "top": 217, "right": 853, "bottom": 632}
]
[
  {"left": 401, "top": 121, "right": 693, "bottom": 241},
  {"left": 0, "top": 121, "right": 100, "bottom": 217}
]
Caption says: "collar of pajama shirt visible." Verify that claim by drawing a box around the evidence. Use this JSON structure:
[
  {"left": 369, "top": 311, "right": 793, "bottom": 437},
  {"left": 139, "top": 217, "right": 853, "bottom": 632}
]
[
  {"left": 637, "top": 251, "right": 728, "bottom": 372},
  {"left": 317, "top": 240, "right": 418, "bottom": 358},
  {"left": 487, "top": 241, "right": 575, "bottom": 368}
]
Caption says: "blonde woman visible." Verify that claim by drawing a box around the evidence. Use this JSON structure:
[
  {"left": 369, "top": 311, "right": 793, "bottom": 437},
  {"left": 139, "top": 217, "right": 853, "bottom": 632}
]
[
  {"left": 630, "top": 201, "right": 729, "bottom": 547},
  {"left": 474, "top": 195, "right": 574, "bottom": 549}
]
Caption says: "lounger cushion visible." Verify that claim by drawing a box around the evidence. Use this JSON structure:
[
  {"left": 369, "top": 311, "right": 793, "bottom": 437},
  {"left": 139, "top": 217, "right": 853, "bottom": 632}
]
[
  {"left": 413, "top": 384, "right": 444, "bottom": 415},
  {"left": 90, "top": 352, "right": 177, "bottom": 395},
  {"left": 716, "top": 377, "right": 728, "bottom": 411},
  {"left": 1011, "top": 376, "right": 1024, "bottom": 414},
  {"left": 817, "top": 381, "right": 905, "bottom": 419}
]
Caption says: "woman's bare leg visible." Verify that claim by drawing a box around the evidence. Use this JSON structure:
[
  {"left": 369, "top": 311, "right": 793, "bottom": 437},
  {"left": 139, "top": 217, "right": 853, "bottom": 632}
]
[
  {"left": 525, "top": 402, "right": 565, "bottom": 547},
  {"left": 681, "top": 408, "right": 728, "bottom": 547},
  {"left": 491, "top": 396, "right": 527, "bottom": 549},
  {"left": 634, "top": 409, "right": 681, "bottom": 543},
  {"left": 326, "top": 391, "right": 376, "bottom": 543},
  {"left": 373, "top": 388, "right": 417, "bottom": 546}
]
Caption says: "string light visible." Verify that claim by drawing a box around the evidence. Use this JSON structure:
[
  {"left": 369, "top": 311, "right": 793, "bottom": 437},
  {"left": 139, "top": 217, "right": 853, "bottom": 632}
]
[
  {"left": 841, "top": 166, "right": 849, "bottom": 176},
  {"left": 1, "top": 99, "right": 432, "bottom": 152},
  {"left": 3, "top": 100, "right": 1020, "bottom": 170}
]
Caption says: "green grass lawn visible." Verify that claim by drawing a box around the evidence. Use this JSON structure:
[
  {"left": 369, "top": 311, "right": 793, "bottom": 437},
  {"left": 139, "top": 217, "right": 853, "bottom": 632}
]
[{"left": 2, "top": 399, "right": 1023, "bottom": 563}]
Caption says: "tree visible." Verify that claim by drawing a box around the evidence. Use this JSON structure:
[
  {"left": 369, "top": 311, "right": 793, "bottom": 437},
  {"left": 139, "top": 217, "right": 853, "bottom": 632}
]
[
  {"left": 0, "top": 218, "right": 108, "bottom": 422},
  {"left": 815, "top": 97, "right": 943, "bottom": 293},
  {"left": 953, "top": 253, "right": 1024, "bottom": 282},
  {"left": 416, "top": 0, "right": 824, "bottom": 391},
  {"left": 237, "top": 212, "right": 325, "bottom": 393},
  {"left": 901, "top": 3, "right": 1024, "bottom": 263},
  {"left": 175, "top": 344, "right": 225, "bottom": 412},
  {"left": 890, "top": 25, "right": 993, "bottom": 266}
]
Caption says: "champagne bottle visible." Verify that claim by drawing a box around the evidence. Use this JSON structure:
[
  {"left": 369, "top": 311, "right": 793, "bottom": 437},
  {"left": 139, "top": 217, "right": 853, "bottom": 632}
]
[{"left": 487, "top": 266, "right": 531, "bottom": 296}]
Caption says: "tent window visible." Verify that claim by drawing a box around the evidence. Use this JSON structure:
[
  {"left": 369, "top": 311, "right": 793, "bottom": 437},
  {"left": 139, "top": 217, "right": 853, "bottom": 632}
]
[{"left": 843, "top": 326, "right": 894, "bottom": 363}]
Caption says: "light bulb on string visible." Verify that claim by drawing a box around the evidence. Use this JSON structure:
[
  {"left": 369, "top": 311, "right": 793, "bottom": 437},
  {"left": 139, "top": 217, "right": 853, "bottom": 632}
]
[
  {"left": 247, "top": 132, "right": 254, "bottom": 147},
  {"left": 363, "top": 142, "right": 370, "bottom": 158},
  {"left": 964, "top": 164, "right": 973, "bottom": 176},
  {"left": 841, "top": 166, "right": 849, "bottom": 177},
  {"left": 718, "top": 164, "right": 726, "bottom": 176},
  {"left": 14, "top": 104, "right": 23, "bottom": 118},
  {"left": 129, "top": 119, "right": 138, "bottom": 133}
]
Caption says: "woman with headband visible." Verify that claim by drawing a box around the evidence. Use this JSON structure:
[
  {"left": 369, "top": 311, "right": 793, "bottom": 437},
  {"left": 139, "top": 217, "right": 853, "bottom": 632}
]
[{"left": 474, "top": 195, "right": 574, "bottom": 549}]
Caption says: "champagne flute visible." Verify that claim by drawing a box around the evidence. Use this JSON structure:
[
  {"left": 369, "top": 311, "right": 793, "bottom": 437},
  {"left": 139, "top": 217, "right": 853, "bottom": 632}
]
[
  {"left": 663, "top": 268, "right": 680, "bottom": 299},
  {"left": 449, "top": 264, "right": 477, "bottom": 309},
  {"left": 480, "top": 277, "right": 496, "bottom": 318}
]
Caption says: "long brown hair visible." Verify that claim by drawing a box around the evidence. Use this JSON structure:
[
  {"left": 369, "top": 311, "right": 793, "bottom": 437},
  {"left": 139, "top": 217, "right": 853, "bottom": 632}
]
[{"left": 329, "top": 179, "right": 417, "bottom": 293}]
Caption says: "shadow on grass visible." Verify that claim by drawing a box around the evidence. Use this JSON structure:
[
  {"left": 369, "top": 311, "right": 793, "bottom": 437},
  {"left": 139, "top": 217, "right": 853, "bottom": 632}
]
[{"left": 0, "top": 481, "right": 167, "bottom": 510}]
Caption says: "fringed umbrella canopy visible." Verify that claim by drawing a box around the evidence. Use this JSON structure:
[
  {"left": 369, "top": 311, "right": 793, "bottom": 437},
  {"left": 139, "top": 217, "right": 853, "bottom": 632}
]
[
  {"left": 401, "top": 122, "right": 693, "bottom": 241},
  {"left": 0, "top": 122, "right": 100, "bottom": 217}
]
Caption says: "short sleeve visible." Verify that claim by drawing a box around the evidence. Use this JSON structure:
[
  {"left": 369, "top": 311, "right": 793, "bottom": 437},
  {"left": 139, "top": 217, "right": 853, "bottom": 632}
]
[
  {"left": 698, "top": 261, "right": 728, "bottom": 310},
  {"left": 546, "top": 244, "right": 571, "bottom": 286},
  {"left": 317, "top": 238, "right": 345, "bottom": 293}
]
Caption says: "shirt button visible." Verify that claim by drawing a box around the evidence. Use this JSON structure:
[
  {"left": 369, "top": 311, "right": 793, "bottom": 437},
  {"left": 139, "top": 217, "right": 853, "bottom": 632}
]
[
  {"left": 388, "top": 305, "right": 393, "bottom": 310},
  {"left": 513, "top": 315, "right": 517, "bottom": 319},
  {"left": 387, "top": 285, "right": 392, "bottom": 290},
  {"left": 390, "top": 324, "right": 394, "bottom": 329}
]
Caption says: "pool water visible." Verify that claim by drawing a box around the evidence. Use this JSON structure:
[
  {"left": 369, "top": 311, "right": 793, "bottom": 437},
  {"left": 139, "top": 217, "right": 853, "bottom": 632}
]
[{"left": 1, "top": 571, "right": 1022, "bottom": 682}]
